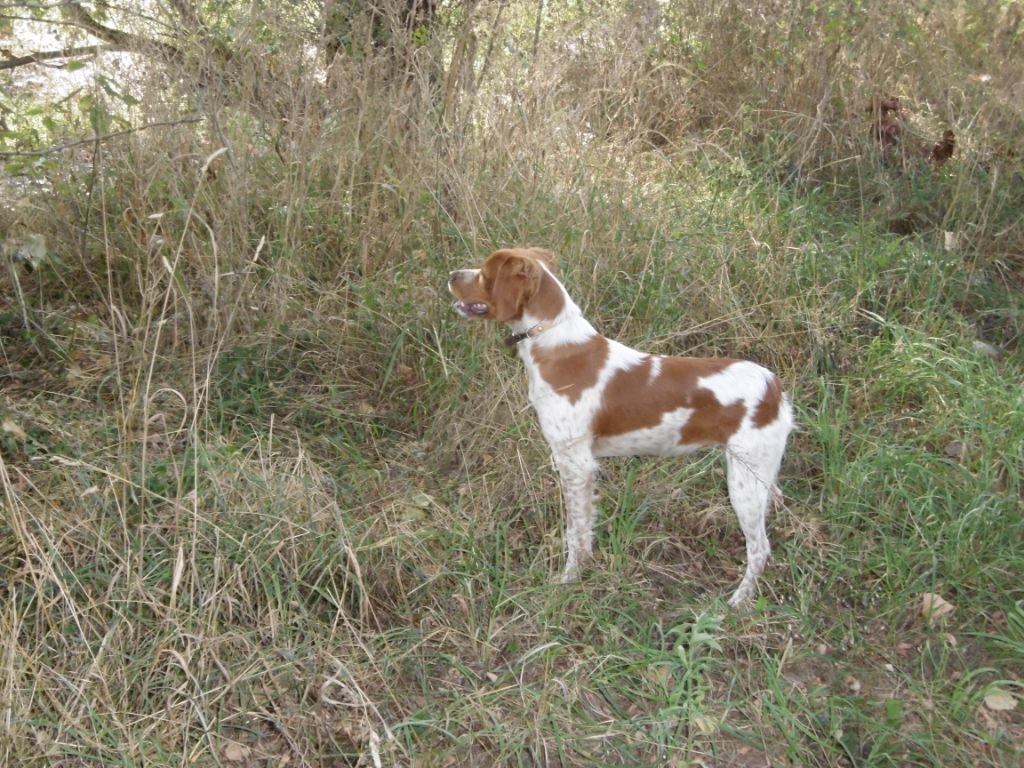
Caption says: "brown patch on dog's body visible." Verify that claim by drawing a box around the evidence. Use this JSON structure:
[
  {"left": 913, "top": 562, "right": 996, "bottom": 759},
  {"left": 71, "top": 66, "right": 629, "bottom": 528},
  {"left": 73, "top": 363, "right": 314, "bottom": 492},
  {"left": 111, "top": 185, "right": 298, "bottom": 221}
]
[
  {"left": 592, "top": 356, "right": 745, "bottom": 445},
  {"left": 680, "top": 388, "right": 745, "bottom": 445},
  {"left": 752, "top": 374, "right": 783, "bottom": 429},
  {"left": 531, "top": 336, "right": 609, "bottom": 404}
]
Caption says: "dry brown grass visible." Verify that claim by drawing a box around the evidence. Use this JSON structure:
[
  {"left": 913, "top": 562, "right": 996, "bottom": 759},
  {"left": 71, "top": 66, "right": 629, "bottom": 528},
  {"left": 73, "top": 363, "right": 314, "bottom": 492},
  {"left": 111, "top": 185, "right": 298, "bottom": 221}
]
[{"left": 2, "top": 2, "right": 1022, "bottom": 766}]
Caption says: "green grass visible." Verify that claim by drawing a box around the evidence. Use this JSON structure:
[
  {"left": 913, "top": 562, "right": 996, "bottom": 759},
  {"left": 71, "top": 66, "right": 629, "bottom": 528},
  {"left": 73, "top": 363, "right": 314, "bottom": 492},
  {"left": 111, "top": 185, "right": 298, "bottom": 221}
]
[
  {"left": 4, "top": 167, "right": 1021, "bottom": 764},
  {"left": 5, "top": 207, "right": 1023, "bottom": 767},
  {"left": 3, "top": 3, "right": 1024, "bottom": 765}
]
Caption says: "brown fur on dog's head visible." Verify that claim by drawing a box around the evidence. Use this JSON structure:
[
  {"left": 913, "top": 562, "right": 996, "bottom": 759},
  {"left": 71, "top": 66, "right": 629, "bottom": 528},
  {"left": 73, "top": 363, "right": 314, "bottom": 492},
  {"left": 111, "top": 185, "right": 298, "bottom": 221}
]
[{"left": 449, "top": 248, "right": 563, "bottom": 323}]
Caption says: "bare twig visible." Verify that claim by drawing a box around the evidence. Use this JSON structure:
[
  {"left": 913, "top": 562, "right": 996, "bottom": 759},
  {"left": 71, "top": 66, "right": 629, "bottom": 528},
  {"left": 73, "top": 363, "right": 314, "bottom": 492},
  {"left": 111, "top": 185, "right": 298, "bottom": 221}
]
[{"left": 1, "top": 116, "right": 203, "bottom": 159}]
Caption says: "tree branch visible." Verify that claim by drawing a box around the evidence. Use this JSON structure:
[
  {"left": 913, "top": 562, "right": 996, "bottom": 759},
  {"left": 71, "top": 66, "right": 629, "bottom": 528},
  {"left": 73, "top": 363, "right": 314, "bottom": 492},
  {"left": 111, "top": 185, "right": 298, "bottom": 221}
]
[
  {"left": 59, "top": 0, "right": 185, "bottom": 64},
  {"left": 0, "top": 44, "right": 112, "bottom": 71}
]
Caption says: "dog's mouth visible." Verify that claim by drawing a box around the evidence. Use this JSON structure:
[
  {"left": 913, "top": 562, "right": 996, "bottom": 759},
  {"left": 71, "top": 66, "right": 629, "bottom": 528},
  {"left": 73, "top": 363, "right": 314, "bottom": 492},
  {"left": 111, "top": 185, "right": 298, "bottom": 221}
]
[{"left": 454, "top": 301, "right": 489, "bottom": 317}]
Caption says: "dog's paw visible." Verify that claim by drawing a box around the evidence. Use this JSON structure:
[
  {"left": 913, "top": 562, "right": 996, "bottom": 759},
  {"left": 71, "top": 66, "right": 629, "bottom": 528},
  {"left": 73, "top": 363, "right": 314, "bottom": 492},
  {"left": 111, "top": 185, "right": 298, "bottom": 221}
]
[{"left": 727, "top": 586, "right": 755, "bottom": 608}]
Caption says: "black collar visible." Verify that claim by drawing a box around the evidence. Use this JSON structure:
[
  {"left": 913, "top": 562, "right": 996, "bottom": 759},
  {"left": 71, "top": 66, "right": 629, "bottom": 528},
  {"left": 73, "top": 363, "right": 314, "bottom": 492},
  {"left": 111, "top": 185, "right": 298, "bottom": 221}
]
[{"left": 503, "top": 323, "right": 548, "bottom": 348}]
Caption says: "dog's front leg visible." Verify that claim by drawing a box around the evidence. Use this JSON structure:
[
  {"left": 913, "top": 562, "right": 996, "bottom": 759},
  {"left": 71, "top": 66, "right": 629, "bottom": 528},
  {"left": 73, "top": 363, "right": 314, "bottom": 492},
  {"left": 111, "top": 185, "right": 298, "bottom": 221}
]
[{"left": 554, "top": 450, "right": 599, "bottom": 583}]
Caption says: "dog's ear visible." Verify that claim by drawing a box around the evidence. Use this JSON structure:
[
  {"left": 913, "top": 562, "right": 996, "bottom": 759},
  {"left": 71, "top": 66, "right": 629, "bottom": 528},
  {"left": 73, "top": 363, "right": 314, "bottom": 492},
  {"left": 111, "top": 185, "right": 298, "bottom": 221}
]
[
  {"left": 527, "top": 248, "right": 558, "bottom": 272},
  {"left": 490, "top": 251, "right": 543, "bottom": 322}
]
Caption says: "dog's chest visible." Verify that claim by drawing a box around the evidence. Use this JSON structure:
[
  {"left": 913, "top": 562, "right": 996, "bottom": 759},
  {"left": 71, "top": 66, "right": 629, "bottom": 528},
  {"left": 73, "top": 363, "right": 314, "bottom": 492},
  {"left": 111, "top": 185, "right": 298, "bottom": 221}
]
[{"left": 521, "top": 355, "right": 602, "bottom": 443}]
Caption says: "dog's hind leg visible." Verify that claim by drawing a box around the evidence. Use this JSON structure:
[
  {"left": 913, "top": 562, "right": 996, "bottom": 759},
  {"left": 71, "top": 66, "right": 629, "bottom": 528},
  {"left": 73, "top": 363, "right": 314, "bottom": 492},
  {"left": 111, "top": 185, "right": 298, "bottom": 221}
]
[{"left": 724, "top": 426, "right": 789, "bottom": 606}]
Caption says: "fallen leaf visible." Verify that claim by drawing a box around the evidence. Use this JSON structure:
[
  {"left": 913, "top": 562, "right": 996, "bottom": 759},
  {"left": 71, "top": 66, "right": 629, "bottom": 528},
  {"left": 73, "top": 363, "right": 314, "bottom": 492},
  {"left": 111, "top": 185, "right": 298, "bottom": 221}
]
[
  {"left": 7, "top": 233, "right": 47, "bottom": 269},
  {"left": 921, "top": 592, "right": 955, "bottom": 624},
  {"left": 645, "top": 666, "right": 672, "bottom": 687},
  {"left": 409, "top": 491, "right": 434, "bottom": 509},
  {"left": 222, "top": 742, "right": 251, "bottom": 763},
  {"left": 33, "top": 729, "right": 61, "bottom": 757},
  {"left": 977, "top": 705, "right": 1001, "bottom": 732},
  {"left": 399, "top": 505, "right": 427, "bottom": 523},
  {"left": 396, "top": 364, "right": 418, "bottom": 386},
  {"left": 2, "top": 419, "right": 27, "bottom": 440},
  {"left": 972, "top": 340, "right": 1002, "bottom": 360},
  {"left": 943, "top": 441, "right": 964, "bottom": 459},
  {"left": 691, "top": 713, "right": 718, "bottom": 735},
  {"left": 983, "top": 689, "right": 1018, "bottom": 711}
]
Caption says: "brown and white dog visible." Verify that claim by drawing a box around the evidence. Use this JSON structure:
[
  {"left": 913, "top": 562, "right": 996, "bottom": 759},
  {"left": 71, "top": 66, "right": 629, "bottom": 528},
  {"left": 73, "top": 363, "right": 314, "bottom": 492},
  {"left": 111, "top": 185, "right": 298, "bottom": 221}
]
[{"left": 448, "top": 248, "right": 793, "bottom": 605}]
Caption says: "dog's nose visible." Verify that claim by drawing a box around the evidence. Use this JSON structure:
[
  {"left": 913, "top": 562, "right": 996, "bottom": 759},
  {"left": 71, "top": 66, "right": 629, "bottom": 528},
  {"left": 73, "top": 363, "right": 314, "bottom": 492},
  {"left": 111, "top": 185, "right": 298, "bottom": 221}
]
[{"left": 448, "top": 270, "right": 462, "bottom": 284}]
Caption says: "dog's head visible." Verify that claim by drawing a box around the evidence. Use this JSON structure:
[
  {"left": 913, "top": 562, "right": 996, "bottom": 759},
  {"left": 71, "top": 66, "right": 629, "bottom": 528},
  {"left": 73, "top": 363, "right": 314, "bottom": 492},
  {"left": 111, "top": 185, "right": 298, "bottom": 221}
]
[{"left": 448, "top": 248, "right": 560, "bottom": 323}]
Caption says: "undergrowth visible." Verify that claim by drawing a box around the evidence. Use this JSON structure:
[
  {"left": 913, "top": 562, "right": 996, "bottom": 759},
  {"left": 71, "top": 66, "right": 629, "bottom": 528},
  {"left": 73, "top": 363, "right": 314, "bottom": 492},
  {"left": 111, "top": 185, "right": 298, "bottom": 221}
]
[{"left": 2, "top": 1, "right": 1022, "bottom": 766}]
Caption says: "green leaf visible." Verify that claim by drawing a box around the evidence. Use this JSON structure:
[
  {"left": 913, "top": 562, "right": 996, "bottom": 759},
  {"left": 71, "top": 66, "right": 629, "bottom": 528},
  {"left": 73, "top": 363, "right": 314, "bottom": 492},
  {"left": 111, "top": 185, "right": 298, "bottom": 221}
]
[
  {"left": 89, "top": 103, "right": 112, "bottom": 134},
  {"left": 885, "top": 697, "right": 903, "bottom": 724},
  {"left": 65, "top": 59, "right": 89, "bottom": 72},
  {"left": 97, "top": 75, "right": 118, "bottom": 98},
  {"left": 96, "top": 74, "right": 140, "bottom": 107}
]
